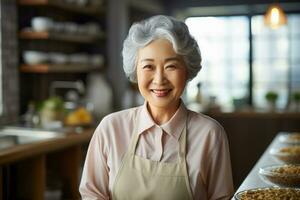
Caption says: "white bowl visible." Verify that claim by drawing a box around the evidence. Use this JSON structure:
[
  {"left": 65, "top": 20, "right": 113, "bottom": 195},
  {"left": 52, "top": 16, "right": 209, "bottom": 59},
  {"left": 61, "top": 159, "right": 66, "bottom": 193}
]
[
  {"left": 49, "top": 53, "right": 68, "bottom": 64},
  {"left": 234, "top": 187, "right": 300, "bottom": 200},
  {"left": 64, "top": 22, "right": 78, "bottom": 34},
  {"left": 279, "top": 133, "right": 300, "bottom": 144},
  {"left": 270, "top": 146, "right": 300, "bottom": 164},
  {"left": 90, "top": 55, "right": 104, "bottom": 66},
  {"left": 23, "top": 51, "right": 48, "bottom": 65},
  {"left": 259, "top": 164, "right": 300, "bottom": 188},
  {"left": 31, "top": 17, "right": 53, "bottom": 32},
  {"left": 69, "top": 53, "right": 89, "bottom": 64},
  {"left": 52, "top": 22, "right": 65, "bottom": 32},
  {"left": 83, "top": 23, "right": 100, "bottom": 35}
]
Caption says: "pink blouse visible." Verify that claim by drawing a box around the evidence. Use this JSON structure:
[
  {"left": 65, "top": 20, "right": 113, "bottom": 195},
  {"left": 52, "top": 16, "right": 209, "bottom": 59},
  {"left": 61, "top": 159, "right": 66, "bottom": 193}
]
[{"left": 79, "top": 102, "right": 234, "bottom": 200}]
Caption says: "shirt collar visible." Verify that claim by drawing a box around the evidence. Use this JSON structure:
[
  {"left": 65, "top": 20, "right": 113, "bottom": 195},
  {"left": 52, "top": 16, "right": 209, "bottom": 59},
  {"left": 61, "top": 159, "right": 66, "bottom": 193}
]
[
  {"left": 160, "top": 101, "right": 188, "bottom": 141},
  {"left": 136, "top": 101, "right": 188, "bottom": 141},
  {"left": 136, "top": 102, "right": 156, "bottom": 135}
]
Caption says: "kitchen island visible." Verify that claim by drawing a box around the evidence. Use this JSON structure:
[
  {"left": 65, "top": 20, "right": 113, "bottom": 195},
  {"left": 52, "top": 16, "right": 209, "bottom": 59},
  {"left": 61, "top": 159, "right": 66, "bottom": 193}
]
[
  {"left": 0, "top": 127, "right": 94, "bottom": 200},
  {"left": 232, "top": 132, "right": 290, "bottom": 199},
  {"left": 207, "top": 111, "right": 300, "bottom": 187}
]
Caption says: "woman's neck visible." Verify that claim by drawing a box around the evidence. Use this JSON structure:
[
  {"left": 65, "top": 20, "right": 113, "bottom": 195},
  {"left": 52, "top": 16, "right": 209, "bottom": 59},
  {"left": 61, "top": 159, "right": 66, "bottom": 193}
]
[{"left": 147, "top": 101, "right": 181, "bottom": 125}]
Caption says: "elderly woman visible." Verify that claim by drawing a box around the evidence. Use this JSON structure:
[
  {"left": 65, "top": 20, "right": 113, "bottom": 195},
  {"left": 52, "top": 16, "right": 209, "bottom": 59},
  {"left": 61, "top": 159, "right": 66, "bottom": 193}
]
[{"left": 80, "top": 15, "right": 234, "bottom": 200}]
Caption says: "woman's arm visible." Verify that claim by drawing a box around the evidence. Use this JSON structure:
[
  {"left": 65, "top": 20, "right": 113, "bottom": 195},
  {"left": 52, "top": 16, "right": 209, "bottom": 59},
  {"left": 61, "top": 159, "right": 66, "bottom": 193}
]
[
  {"left": 206, "top": 127, "right": 234, "bottom": 200},
  {"left": 79, "top": 126, "right": 110, "bottom": 200}
]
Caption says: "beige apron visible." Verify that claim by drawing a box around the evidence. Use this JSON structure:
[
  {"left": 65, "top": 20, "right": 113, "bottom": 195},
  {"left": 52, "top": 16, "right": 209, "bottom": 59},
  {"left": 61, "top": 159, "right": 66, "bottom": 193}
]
[{"left": 112, "top": 116, "right": 193, "bottom": 200}]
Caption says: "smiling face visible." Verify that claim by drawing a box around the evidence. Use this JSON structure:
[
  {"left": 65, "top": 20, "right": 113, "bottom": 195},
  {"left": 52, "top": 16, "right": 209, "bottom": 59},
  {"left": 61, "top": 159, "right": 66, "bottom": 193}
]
[{"left": 136, "top": 38, "right": 187, "bottom": 114}]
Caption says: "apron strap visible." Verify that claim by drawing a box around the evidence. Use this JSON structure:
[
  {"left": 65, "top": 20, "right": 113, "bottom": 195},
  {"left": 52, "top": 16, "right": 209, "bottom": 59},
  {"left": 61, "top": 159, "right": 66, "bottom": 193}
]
[
  {"left": 178, "top": 122, "right": 187, "bottom": 161},
  {"left": 128, "top": 110, "right": 142, "bottom": 155},
  {"left": 178, "top": 112, "right": 189, "bottom": 161}
]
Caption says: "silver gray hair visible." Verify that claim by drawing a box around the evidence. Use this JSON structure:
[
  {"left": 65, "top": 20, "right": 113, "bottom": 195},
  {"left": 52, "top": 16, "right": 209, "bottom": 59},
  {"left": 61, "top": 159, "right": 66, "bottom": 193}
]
[{"left": 122, "top": 15, "right": 202, "bottom": 82}]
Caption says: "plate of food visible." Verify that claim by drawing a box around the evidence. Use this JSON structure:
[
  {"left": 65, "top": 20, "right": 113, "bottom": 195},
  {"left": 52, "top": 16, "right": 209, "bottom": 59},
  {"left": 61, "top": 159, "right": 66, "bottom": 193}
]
[
  {"left": 259, "top": 164, "right": 300, "bottom": 188},
  {"left": 279, "top": 132, "right": 300, "bottom": 144},
  {"left": 234, "top": 187, "right": 300, "bottom": 200},
  {"left": 270, "top": 146, "right": 300, "bottom": 164}
]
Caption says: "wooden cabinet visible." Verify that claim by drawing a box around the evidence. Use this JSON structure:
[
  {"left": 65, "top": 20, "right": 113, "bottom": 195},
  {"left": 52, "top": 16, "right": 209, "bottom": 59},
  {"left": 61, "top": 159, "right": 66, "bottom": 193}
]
[
  {"left": 0, "top": 129, "right": 93, "bottom": 200},
  {"left": 19, "top": 0, "right": 104, "bottom": 16},
  {"left": 18, "top": 0, "right": 106, "bottom": 113}
]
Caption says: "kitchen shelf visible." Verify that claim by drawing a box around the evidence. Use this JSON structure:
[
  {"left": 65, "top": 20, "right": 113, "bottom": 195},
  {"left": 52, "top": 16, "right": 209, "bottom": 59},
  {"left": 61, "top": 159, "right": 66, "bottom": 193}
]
[
  {"left": 18, "top": 0, "right": 104, "bottom": 17},
  {"left": 19, "top": 30, "right": 104, "bottom": 43},
  {"left": 20, "top": 64, "right": 102, "bottom": 73},
  {"left": 130, "top": 0, "right": 164, "bottom": 14}
]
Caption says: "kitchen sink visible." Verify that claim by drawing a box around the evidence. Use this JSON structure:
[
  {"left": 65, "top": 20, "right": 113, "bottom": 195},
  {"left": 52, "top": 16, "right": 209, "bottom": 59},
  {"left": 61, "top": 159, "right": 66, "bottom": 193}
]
[
  {"left": 0, "top": 127, "right": 65, "bottom": 150},
  {"left": 0, "top": 126, "right": 65, "bottom": 138}
]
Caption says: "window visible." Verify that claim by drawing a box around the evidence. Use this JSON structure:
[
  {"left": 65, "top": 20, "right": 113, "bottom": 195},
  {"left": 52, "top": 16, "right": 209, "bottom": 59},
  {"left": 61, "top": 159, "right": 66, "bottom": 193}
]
[
  {"left": 185, "top": 16, "right": 249, "bottom": 110},
  {"left": 252, "top": 14, "right": 300, "bottom": 109},
  {"left": 0, "top": 2, "right": 2, "bottom": 115},
  {"left": 185, "top": 14, "right": 300, "bottom": 111}
]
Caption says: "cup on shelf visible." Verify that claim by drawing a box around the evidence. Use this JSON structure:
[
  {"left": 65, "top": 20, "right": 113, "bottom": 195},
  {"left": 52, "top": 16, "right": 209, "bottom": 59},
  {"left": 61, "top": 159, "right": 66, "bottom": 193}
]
[
  {"left": 76, "top": 25, "right": 87, "bottom": 35},
  {"left": 52, "top": 22, "right": 65, "bottom": 33},
  {"left": 69, "top": 53, "right": 89, "bottom": 64},
  {"left": 83, "top": 23, "right": 101, "bottom": 35},
  {"left": 90, "top": 55, "right": 104, "bottom": 66},
  {"left": 23, "top": 51, "right": 48, "bottom": 65},
  {"left": 49, "top": 53, "right": 68, "bottom": 64},
  {"left": 31, "top": 17, "right": 54, "bottom": 32},
  {"left": 64, "top": 22, "right": 78, "bottom": 34}
]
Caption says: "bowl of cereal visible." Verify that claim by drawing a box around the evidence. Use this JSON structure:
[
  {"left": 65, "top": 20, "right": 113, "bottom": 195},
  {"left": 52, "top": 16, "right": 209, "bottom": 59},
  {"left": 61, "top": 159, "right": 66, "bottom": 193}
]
[
  {"left": 279, "top": 132, "right": 300, "bottom": 144},
  {"left": 259, "top": 164, "right": 300, "bottom": 188},
  {"left": 234, "top": 187, "right": 300, "bottom": 200},
  {"left": 270, "top": 146, "right": 300, "bottom": 164}
]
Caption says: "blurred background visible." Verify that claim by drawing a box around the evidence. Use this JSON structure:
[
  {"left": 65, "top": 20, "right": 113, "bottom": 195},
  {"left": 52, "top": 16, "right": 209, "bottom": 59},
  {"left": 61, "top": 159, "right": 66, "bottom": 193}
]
[{"left": 0, "top": 0, "right": 300, "bottom": 199}]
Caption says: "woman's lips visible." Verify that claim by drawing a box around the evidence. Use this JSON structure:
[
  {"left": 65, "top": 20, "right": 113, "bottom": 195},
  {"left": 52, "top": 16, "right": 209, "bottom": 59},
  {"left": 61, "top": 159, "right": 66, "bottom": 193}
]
[{"left": 151, "top": 89, "right": 171, "bottom": 97}]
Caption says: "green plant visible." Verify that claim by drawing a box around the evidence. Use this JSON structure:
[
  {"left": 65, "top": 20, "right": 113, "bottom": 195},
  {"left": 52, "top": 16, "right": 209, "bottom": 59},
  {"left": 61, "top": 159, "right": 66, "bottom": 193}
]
[
  {"left": 42, "top": 96, "right": 64, "bottom": 111},
  {"left": 265, "top": 91, "right": 278, "bottom": 103},
  {"left": 292, "top": 91, "right": 300, "bottom": 103}
]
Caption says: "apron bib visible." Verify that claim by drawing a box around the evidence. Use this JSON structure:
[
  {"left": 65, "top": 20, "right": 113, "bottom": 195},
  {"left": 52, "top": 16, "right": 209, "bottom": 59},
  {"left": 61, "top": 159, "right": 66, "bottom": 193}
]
[{"left": 112, "top": 115, "right": 193, "bottom": 200}]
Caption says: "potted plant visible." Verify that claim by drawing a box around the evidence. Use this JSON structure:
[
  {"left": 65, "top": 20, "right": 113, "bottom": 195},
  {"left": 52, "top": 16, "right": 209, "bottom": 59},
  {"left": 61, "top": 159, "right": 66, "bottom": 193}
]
[
  {"left": 40, "top": 96, "right": 65, "bottom": 128},
  {"left": 292, "top": 91, "right": 300, "bottom": 103},
  {"left": 291, "top": 91, "right": 300, "bottom": 111},
  {"left": 265, "top": 91, "right": 278, "bottom": 111}
]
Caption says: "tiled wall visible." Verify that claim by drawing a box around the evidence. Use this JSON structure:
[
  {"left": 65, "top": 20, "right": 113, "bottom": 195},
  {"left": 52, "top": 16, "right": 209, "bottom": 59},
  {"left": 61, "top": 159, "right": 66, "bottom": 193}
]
[{"left": 0, "top": 0, "right": 19, "bottom": 124}]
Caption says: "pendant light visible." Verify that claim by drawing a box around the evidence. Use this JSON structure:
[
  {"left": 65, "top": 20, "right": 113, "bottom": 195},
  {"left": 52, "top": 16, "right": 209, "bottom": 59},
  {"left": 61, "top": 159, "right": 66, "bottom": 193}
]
[{"left": 264, "top": 3, "right": 287, "bottom": 29}]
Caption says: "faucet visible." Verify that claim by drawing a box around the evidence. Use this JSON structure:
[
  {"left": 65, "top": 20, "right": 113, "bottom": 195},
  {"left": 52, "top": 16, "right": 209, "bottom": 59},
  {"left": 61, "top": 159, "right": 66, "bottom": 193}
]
[{"left": 49, "top": 80, "right": 85, "bottom": 97}]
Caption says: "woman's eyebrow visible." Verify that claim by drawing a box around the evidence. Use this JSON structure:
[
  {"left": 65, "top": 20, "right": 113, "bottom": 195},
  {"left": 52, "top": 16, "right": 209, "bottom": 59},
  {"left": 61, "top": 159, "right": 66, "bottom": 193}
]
[
  {"left": 140, "top": 58, "right": 154, "bottom": 62},
  {"left": 165, "top": 57, "right": 181, "bottom": 62},
  {"left": 140, "top": 57, "right": 180, "bottom": 63}
]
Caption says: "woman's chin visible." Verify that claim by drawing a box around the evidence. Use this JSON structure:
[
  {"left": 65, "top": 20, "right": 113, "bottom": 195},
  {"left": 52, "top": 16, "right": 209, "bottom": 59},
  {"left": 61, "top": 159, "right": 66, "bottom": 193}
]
[{"left": 147, "top": 98, "right": 180, "bottom": 111}]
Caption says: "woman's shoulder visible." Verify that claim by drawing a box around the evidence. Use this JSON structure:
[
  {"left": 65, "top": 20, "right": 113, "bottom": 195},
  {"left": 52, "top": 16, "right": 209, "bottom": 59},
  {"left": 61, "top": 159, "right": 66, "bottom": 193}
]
[
  {"left": 186, "top": 109, "right": 227, "bottom": 151},
  {"left": 187, "top": 109, "right": 224, "bottom": 132},
  {"left": 95, "top": 106, "right": 140, "bottom": 135},
  {"left": 102, "top": 106, "right": 139, "bottom": 122}
]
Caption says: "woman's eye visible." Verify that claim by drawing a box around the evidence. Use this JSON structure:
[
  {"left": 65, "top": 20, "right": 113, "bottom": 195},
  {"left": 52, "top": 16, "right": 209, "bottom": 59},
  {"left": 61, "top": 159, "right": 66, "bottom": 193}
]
[
  {"left": 142, "top": 65, "right": 153, "bottom": 70},
  {"left": 166, "top": 65, "right": 176, "bottom": 69}
]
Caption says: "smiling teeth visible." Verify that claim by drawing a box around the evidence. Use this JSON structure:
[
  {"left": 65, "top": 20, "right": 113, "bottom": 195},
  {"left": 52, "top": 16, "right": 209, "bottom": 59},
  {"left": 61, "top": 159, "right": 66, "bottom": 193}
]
[{"left": 152, "top": 89, "right": 170, "bottom": 97}]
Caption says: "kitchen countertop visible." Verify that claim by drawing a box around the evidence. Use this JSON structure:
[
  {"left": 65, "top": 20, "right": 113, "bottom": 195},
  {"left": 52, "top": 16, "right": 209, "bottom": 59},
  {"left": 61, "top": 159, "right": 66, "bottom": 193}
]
[
  {"left": 232, "top": 133, "right": 288, "bottom": 199},
  {"left": 207, "top": 111, "right": 300, "bottom": 119},
  {"left": 0, "top": 127, "right": 94, "bottom": 165}
]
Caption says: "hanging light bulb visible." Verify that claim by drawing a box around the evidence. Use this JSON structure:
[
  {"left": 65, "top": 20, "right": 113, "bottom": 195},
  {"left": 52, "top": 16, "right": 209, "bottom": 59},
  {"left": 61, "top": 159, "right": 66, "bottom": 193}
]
[{"left": 264, "top": 3, "right": 287, "bottom": 29}]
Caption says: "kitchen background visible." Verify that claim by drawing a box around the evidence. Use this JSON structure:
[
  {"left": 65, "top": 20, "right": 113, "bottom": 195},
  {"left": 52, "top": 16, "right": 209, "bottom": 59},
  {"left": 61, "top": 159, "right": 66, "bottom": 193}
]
[{"left": 0, "top": 0, "right": 300, "bottom": 199}]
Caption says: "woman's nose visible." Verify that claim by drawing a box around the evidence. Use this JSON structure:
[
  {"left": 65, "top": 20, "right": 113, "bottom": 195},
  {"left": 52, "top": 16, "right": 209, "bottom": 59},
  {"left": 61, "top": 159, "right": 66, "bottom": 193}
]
[{"left": 153, "top": 69, "right": 166, "bottom": 85}]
